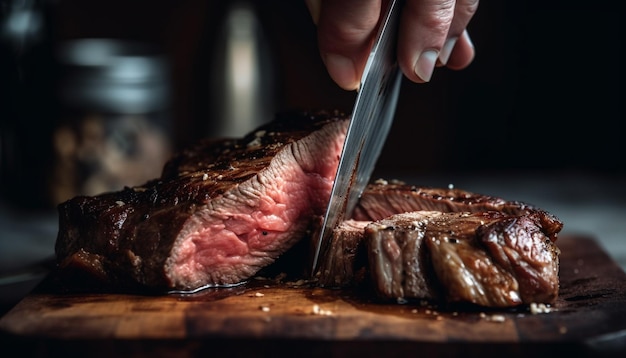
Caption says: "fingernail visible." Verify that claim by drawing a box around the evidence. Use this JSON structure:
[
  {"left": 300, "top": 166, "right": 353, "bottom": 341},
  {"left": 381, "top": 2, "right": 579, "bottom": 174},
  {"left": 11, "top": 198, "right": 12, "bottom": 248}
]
[
  {"left": 439, "top": 37, "right": 458, "bottom": 65},
  {"left": 414, "top": 50, "right": 438, "bottom": 82},
  {"left": 324, "top": 53, "right": 359, "bottom": 90},
  {"left": 462, "top": 29, "right": 474, "bottom": 50}
]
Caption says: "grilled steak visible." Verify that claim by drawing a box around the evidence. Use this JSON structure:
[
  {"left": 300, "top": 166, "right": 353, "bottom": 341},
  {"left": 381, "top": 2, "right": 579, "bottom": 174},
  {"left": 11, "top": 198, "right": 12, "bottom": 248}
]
[
  {"left": 313, "top": 219, "right": 370, "bottom": 287},
  {"left": 365, "top": 211, "right": 441, "bottom": 301},
  {"left": 366, "top": 211, "right": 560, "bottom": 307},
  {"left": 316, "top": 180, "right": 563, "bottom": 292},
  {"left": 55, "top": 111, "right": 349, "bottom": 291},
  {"left": 55, "top": 111, "right": 563, "bottom": 308},
  {"left": 354, "top": 180, "right": 562, "bottom": 241}
]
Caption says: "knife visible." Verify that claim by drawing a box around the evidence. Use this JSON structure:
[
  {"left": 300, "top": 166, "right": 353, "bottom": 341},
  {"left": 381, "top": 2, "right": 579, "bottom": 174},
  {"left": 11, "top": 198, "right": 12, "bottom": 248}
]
[{"left": 311, "top": 0, "right": 403, "bottom": 277}]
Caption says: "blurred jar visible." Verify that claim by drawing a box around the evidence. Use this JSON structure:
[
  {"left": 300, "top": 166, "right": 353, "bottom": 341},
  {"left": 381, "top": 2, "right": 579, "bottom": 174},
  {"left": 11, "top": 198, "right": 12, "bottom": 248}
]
[{"left": 51, "top": 39, "right": 172, "bottom": 205}]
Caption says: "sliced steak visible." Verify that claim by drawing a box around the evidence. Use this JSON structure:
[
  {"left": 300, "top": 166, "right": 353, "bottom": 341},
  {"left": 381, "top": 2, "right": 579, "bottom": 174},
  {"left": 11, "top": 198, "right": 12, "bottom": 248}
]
[
  {"left": 366, "top": 211, "right": 560, "bottom": 307},
  {"left": 54, "top": 109, "right": 563, "bottom": 309},
  {"left": 365, "top": 211, "right": 442, "bottom": 301},
  {"left": 317, "top": 180, "right": 563, "bottom": 290},
  {"left": 55, "top": 111, "right": 349, "bottom": 291},
  {"left": 314, "top": 219, "right": 370, "bottom": 287},
  {"left": 476, "top": 211, "right": 561, "bottom": 305},
  {"left": 354, "top": 180, "right": 563, "bottom": 241}
]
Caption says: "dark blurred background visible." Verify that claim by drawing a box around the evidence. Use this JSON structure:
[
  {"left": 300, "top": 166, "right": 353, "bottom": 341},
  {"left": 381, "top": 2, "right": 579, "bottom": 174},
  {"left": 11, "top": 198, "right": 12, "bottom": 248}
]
[
  {"left": 1, "top": 0, "right": 623, "bottom": 210},
  {"left": 0, "top": 0, "right": 624, "bottom": 317}
]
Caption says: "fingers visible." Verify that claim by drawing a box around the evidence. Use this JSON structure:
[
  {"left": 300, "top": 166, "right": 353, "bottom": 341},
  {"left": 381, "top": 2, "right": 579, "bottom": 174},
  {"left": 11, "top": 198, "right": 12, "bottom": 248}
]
[
  {"left": 397, "top": 0, "right": 455, "bottom": 83},
  {"left": 309, "top": 0, "right": 382, "bottom": 90},
  {"left": 398, "top": 0, "right": 479, "bottom": 83},
  {"left": 444, "top": 29, "right": 474, "bottom": 70},
  {"left": 307, "top": 0, "right": 479, "bottom": 89},
  {"left": 437, "top": 0, "right": 478, "bottom": 68}
]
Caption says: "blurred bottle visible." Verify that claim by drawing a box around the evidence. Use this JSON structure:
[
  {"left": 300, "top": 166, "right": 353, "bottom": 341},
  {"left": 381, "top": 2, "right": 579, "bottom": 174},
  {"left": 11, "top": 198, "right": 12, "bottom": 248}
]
[
  {"left": 207, "top": 0, "right": 274, "bottom": 138},
  {"left": 50, "top": 39, "right": 173, "bottom": 205}
]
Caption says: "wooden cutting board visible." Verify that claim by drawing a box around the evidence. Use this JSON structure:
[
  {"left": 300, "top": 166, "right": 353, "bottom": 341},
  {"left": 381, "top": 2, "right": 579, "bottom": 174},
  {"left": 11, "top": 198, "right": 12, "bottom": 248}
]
[{"left": 1, "top": 235, "right": 625, "bottom": 357}]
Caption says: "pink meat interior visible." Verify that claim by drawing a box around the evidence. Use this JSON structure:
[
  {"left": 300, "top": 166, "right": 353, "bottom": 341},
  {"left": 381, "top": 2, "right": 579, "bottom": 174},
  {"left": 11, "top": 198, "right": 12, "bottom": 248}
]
[{"left": 165, "top": 121, "right": 347, "bottom": 288}]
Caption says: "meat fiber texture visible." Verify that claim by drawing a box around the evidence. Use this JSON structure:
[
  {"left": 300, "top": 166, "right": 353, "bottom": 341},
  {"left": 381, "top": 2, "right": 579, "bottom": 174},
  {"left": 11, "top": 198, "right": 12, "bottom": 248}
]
[
  {"left": 55, "top": 111, "right": 349, "bottom": 292},
  {"left": 366, "top": 211, "right": 560, "bottom": 307},
  {"left": 55, "top": 110, "right": 564, "bottom": 308},
  {"left": 319, "top": 180, "right": 563, "bottom": 308}
]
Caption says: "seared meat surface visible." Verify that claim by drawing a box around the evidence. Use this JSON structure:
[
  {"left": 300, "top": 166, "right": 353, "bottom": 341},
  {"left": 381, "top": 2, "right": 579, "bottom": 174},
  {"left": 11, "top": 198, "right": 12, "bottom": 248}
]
[
  {"left": 55, "top": 111, "right": 349, "bottom": 291},
  {"left": 365, "top": 211, "right": 441, "bottom": 301},
  {"left": 55, "top": 114, "right": 563, "bottom": 309},
  {"left": 319, "top": 181, "right": 562, "bottom": 305},
  {"left": 365, "top": 210, "right": 560, "bottom": 307},
  {"left": 314, "top": 219, "right": 370, "bottom": 287},
  {"left": 354, "top": 181, "right": 562, "bottom": 241}
]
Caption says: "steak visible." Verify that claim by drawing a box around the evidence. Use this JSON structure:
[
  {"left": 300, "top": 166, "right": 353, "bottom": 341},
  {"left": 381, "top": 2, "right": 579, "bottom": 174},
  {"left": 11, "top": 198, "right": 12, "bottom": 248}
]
[
  {"left": 55, "top": 111, "right": 349, "bottom": 291},
  {"left": 354, "top": 180, "right": 562, "bottom": 241},
  {"left": 316, "top": 180, "right": 563, "bottom": 293},
  {"left": 313, "top": 219, "right": 370, "bottom": 288},
  {"left": 365, "top": 211, "right": 441, "bottom": 301},
  {"left": 55, "top": 111, "right": 563, "bottom": 308},
  {"left": 366, "top": 211, "right": 560, "bottom": 307}
]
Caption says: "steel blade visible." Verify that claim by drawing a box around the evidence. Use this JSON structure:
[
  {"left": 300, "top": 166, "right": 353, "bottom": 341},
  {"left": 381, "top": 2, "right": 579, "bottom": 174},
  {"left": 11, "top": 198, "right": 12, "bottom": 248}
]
[{"left": 311, "top": 0, "right": 403, "bottom": 277}]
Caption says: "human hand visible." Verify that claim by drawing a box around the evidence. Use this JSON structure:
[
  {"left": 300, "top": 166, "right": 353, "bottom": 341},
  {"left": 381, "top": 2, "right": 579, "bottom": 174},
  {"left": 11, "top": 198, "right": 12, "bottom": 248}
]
[{"left": 305, "top": 0, "right": 478, "bottom": 90}]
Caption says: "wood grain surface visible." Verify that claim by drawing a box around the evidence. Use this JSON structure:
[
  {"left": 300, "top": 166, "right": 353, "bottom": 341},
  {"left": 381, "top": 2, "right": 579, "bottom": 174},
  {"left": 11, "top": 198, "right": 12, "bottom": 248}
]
[{"left": 1, "top": 235, "right": 625, "bottom": 357}]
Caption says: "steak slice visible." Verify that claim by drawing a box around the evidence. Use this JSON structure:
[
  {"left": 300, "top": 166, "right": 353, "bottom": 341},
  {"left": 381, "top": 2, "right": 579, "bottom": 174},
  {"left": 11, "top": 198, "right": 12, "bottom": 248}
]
[
  {"left": 366, "top": 211, "right": 560, "bottom": 307},
  {"left": 354, "top": 180, "right": 563, "bottom": 241},
  {"left": 317, "top": 180, "right": 563, "bottom": 289},
  {"left": 365, "top": 211, "right": 442, "bottom": 301},
  {"left": 55, "top": 111, "right": 349, "bottom": 291},
  {"left": 314, "top": 219, "right": 370, "bottom": 287}
]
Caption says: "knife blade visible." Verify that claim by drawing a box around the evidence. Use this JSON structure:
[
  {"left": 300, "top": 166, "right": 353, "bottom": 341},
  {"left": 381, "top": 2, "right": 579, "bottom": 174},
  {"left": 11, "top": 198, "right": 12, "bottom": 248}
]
[{"left": 311, "top": 0, "right": 403, "bottom": 276}]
